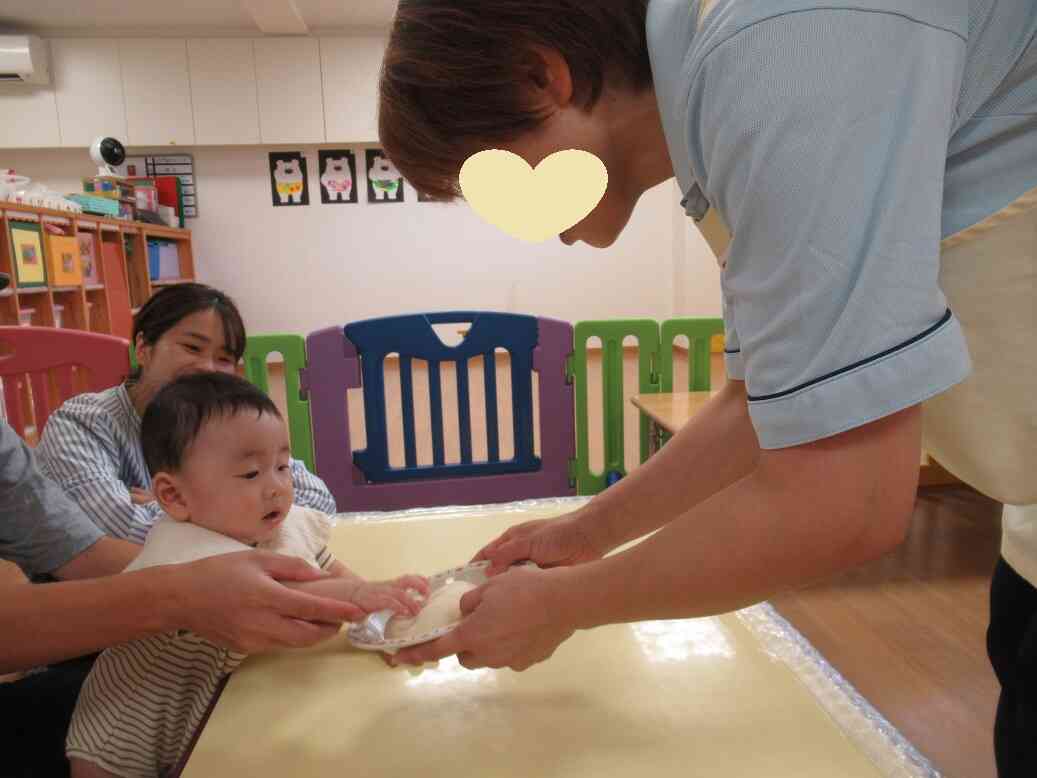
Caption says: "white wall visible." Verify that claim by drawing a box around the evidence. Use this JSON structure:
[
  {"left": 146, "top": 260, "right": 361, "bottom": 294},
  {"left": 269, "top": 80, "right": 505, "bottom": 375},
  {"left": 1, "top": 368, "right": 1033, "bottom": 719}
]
[{"left": 1, "top": 146, "right": 721, "bottom": 334}]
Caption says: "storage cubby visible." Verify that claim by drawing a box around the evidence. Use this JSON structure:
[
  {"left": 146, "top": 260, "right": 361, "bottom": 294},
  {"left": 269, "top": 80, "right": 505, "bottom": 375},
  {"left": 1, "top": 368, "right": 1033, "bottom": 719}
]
[{"left": 0, "top": 202, "right": 195, "bottom": 337}]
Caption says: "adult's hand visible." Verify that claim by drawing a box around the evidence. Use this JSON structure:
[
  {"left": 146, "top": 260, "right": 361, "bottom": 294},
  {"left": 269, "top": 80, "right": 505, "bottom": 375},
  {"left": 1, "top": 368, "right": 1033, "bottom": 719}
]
[
  {"left": 129, "top": 487, "right": 155, "bottom": 505},
  {"left": 391, "top": 565, "right": 576, "bottom": 671},
  {"left": 170, "top": 551, "right": 366, "bottom": 653},
  {"left": 473, "top": 513, "right": 608, "bottom": 576}
]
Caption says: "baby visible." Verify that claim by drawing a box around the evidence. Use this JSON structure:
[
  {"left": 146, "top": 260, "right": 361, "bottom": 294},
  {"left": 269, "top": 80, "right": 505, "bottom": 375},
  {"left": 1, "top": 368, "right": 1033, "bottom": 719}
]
[{"left": 67, "top": 372, "right": 427, "bottom": 778}]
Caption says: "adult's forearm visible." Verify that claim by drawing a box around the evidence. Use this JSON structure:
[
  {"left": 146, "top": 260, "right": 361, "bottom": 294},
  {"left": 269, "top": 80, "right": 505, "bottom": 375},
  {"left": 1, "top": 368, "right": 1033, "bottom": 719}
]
[
  {"left": 581, "top": 380, "right": 760, "bottom": 552},
  {"left": 53, "top": 537, "right": 141, "bottom": 581},
  {"left": 0, "top": 567, "right": 178, "bottom": 673},
  {"left": 556, "top": 409, "right": 920, "bottom": 629}
]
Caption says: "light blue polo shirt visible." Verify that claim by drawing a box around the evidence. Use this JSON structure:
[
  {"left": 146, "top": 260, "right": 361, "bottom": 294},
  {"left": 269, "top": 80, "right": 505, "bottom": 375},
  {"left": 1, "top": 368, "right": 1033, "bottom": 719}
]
[{"left": 648, "top": 0, "right": 1037, "bottom": 448}]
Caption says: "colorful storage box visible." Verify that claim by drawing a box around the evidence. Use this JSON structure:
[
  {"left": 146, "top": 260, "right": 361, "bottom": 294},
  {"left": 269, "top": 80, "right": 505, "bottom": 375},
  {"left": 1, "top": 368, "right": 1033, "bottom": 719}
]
[
  {"left": 46, "top": 234, "right": 84, "bottom": 286},
  {"left": 83, "top": 177, "right": 134, "bottom": 200},
  {"left": 67, "top": 194, "right": 121, "bottom": 217},
  {"left": 8, "top": 221, "right": 46, "bottom": 288},
  {"left": 133, "top": 185, "right": 158, "bottom": 213},
  {"left": 77, "top": 232, "right": 100, "bottom": 284},
  {"left": 147, "top": 239, "right": 181, "bottom": 280}
]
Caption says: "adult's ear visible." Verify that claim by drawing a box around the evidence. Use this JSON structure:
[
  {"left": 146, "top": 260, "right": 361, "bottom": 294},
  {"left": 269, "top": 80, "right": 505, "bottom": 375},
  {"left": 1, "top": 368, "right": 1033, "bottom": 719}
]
[
  {"left": 524, "top": 46, "right": 574, "bottom": 109},
  {"left": 134, "top": 332, "right": 151, "bottom": 372},
  {"left": 152, "top": 473, "right": 190, "bottom": 521}
]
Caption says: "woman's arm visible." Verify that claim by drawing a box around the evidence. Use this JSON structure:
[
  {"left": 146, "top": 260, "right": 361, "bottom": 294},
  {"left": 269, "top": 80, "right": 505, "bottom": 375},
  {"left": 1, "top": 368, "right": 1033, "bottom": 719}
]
[
  {"left": 36, "top": 401, "right": 161, "bottom": 543},
  {"left": 394, "top": 407, "right": 920, "bottom": 669},
  {"left": 289, "top": 459, "right": 337, "bottom": 513},
  {"left": 476, "top": 381, "right": 762, "bottom": 572},
  {"left": 578, "top": 379, "right": 760, "bottom": 552}
]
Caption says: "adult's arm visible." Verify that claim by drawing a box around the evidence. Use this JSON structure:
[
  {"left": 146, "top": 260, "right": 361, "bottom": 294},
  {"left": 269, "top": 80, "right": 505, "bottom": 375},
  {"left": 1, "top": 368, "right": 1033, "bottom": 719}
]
[
  {"left": 289, "top": 459, "right": 337, "bottom": 513},
  {"left": 53, "top": 536, "right": 140, "bottom": 580},
  {"left": 478, "top": 380, "right": 760, "bottom": 571},
  {"left": 36, "top": 400, "right": 161, "bottom": 543},
  {"left": 395, "top": 406, "right": 920, "bottom": 669},
  {"left": 585, "top": 380, "right": 759, "bottom": 548},
  {"left": 0, "top": 422, "right": 120, "bottom": 578},
  {"left": 0, "top": 551, "right": 362, "bottom": 673}
]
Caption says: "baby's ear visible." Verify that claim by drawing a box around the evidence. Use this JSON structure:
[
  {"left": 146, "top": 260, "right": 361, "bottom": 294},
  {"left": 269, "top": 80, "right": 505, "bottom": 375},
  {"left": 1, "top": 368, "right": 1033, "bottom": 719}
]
[{"left": 152, "top": 473, "right": 190, "bottom": 522}]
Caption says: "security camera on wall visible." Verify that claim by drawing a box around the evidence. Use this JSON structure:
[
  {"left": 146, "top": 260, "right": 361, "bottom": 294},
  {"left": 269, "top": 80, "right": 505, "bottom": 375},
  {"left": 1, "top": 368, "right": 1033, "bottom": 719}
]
[{"left": 90, "top": 136, "right": 126, "bottom": 176}]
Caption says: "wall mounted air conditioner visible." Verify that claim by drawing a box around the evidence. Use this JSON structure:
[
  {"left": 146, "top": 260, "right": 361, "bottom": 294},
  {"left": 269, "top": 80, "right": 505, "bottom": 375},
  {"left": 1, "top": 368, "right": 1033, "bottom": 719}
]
[{"left": 0, "top": 35, "right": 50, "bottom": 85}]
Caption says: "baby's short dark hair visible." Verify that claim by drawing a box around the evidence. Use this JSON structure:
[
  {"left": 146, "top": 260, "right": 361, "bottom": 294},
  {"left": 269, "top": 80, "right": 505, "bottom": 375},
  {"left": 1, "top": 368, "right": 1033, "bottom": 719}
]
[{"left": 142, "top": 372, "right": 282, "bottom": 475}]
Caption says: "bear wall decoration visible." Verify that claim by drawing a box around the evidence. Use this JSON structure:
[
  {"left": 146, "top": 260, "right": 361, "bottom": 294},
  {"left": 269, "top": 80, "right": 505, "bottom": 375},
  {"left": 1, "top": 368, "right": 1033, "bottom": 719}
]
[{"left": 268, "top": 152, "right": 310, "bottom": 207}]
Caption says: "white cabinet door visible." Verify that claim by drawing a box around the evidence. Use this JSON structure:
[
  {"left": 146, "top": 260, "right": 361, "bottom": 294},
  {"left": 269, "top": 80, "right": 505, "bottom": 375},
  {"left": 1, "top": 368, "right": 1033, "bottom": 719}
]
[
  {"left": 51, "top": 38, "right": 128, "bottom": 148},
  {"left": 254, "top": 38, "right": 325, "bottom": 144},
  {"left": 119, "top": 39, "right": 195, "bottom": 146},
  {"left": 0, "top": 83, "right": 60, "bottom": 148},
  {"left": 321, "top": 36, "right": 386, "bottom": 143},
  {"left": 188, "top": 39, "right": 261, "bottom": 145}
]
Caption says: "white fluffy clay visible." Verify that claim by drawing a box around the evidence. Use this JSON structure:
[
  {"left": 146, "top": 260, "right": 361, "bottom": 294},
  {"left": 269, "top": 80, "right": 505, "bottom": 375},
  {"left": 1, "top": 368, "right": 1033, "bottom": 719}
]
[{"left": 385, "top": 579, "right": 477, "bottom": 641}]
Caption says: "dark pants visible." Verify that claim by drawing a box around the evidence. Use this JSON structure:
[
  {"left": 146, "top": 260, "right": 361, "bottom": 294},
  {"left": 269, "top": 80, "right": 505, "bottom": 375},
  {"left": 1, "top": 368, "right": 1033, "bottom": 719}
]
[
  {"left": 988, "top": 558, "right": 1037, "bottom": 778},
  {"left": 0, "top": 653, "right": 97, "bottom": 778}
]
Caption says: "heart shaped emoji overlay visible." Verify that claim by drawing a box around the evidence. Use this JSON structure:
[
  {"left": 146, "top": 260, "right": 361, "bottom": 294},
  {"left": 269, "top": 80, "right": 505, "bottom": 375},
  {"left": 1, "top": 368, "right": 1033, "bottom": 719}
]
[{"left": 459, "top": 149, "right": 608, "bottom": 243}]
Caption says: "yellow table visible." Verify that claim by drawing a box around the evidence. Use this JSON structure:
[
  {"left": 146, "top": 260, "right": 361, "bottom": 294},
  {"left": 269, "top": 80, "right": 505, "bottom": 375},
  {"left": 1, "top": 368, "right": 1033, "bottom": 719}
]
[
  {"left": 183, "top": 500, "right": 933, "bottom": 777},
  {"left": 632, "top": 392, "right": 961, "bottom": 486}
]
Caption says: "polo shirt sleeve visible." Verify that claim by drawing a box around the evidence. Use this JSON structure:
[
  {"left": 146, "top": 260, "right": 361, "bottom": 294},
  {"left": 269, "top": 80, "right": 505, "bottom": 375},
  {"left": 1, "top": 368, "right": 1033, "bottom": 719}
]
[
  {"left": 721, "top": 289, "right": 744, "bottom": 381},
  {"left": 0, "top": 423, "right": 103, "bottom": 578},
  {"left": 693, "top": 9, "right": 972, "bottom": 448}
]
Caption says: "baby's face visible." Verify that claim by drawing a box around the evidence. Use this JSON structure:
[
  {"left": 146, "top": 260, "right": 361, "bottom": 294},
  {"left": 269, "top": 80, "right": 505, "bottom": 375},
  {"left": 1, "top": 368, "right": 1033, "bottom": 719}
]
[{"left": 175, "top": 410, "right": 295, "bottom": 544}]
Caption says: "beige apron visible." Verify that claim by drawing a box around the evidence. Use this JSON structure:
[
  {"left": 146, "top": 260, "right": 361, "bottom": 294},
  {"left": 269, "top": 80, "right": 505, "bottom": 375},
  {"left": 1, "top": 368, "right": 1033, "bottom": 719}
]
[
  {"left": 929, "top": 189, "right": 1037, "bottom": 586},
  {"left": 693, "top": 0, "right": 1037, "bottom": 584}
]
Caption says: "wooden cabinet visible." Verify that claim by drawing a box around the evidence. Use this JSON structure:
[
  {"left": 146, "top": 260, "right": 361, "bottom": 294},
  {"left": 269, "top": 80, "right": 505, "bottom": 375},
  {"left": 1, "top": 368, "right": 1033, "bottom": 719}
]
[
  {"left": 0, "top": 35, "right": 390, "bottom": 149},
  {"left": 321, "top": 36, "right": 385, "bottom": 142},
  {"left": 0, "top": 203, "right": 195, "bottom": 339},
  {"left": 0, "top": 82, "right": 61, "bottom": 148},
  {"left": 254, "top": 38, "right": 326, "bottom": 144},
  {"left": 119, "top": 39, "right": 196, "bottom": 146},
  {"left": 50, "top": 38, "right": 129, "bottom": 148},
  {"left": 188, "top": 39, "right": 262, "bottom": 145}
]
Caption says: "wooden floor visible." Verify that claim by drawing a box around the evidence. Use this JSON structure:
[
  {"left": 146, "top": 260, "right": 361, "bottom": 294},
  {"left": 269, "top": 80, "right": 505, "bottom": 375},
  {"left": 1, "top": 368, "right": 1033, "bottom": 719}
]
[
  {"left": 772, "top": 486, "right": 1001, "bottom": 778},
  {"left": 6, "top": 350, "right": 1004, "bottom": 777}
]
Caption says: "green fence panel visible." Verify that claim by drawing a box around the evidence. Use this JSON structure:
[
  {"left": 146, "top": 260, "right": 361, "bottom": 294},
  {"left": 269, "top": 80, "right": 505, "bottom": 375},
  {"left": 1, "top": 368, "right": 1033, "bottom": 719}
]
[
  {"left": 659, "top": 318, "right": 724, "bottom": 392},
  {"left": 572, "top": 320, "right": 660, "bottom": 495},
  {"left": 656, "top": 318, "right": 724, "bottom": 444},
  {"left": 243, "top": 334, "right": 315, "bottom": 473}
]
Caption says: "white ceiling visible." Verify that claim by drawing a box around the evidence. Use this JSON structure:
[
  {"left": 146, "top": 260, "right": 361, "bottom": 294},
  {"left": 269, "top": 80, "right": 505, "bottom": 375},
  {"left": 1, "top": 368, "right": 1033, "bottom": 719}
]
[{"left": 0, "top": 0, "right": 400, "bottom": 35}]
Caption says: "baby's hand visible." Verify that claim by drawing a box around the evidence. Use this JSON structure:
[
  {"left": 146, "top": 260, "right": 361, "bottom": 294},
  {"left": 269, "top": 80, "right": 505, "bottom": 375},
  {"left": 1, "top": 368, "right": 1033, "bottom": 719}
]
[{"left": 351, "top": 575, "right": 429, "bottom": 616}]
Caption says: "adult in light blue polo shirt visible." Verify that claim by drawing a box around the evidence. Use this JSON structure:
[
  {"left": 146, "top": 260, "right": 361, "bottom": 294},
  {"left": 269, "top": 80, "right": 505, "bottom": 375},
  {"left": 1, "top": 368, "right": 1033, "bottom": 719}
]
[{"left": 377, "top": 2, "right": 1036, "bottom": 773}]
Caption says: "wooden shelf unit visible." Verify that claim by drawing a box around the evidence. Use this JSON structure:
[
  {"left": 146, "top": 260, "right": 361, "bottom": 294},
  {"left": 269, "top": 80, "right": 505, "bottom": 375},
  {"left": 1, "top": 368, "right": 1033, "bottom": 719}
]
[{"left": 0, "top": 202, "right": 195, "bottom": 338}]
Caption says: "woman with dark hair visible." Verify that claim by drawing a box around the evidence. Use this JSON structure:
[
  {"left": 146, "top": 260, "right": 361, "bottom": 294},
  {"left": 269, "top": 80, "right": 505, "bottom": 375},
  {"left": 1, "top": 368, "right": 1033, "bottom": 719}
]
[
  {"left": 38, "top": 283, "right": 335, "bottom": 544},
  {"left": 380, "top": 3, "right": 1037, "bottom": 774}
]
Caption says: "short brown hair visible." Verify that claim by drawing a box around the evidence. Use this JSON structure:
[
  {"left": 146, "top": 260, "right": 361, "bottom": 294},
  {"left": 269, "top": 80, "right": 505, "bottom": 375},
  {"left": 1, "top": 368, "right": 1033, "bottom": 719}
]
[{"left": 379, "top": 0, "right": 652, "bottom": 202}]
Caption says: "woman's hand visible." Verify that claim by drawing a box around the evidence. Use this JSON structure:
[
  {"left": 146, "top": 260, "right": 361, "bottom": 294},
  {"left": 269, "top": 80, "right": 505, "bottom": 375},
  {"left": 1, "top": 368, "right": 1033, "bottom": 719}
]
[
  {"left": 169, "top": 551, "right": 367, "bottom": 653},
  {"left": 129, "top": 487, "right": 155, "bottom": 505},
  {"left": 390, "top": 566, "right": 576, "bottom": 671},
  {"left": 473, "top": 512, "right": 609, "bottom": 576}
]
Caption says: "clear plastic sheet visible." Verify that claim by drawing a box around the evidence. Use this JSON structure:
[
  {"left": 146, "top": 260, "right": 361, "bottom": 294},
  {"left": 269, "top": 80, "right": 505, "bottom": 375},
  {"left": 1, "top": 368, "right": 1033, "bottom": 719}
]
[
  {"left": 736, "top": 604, "right": 940, "bottom": 778},
  {"left": 332, "top": 495, "right": 592, "bottom": 527},
  {"left": 335, "top": 496, "right": 940, "bottom": 777}
]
